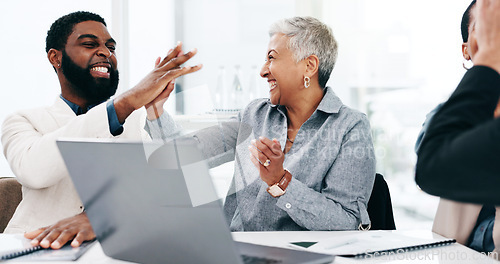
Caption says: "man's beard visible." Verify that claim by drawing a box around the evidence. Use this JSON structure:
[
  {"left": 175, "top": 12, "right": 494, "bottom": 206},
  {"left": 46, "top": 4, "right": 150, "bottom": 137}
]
[{"left": 61, "top": 50, "right": 119, "bottom": 105}]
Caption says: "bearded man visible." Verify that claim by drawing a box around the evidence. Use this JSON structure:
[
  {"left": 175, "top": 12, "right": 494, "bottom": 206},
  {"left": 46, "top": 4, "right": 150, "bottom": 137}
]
[{"left": 1, "top": 11, "right": 200, "bottom": 242}]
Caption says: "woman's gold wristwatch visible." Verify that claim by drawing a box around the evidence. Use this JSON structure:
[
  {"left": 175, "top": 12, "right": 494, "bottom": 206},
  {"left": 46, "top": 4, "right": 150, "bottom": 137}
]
[{"left": 267, "top": 169, "right": 292, "bottom": 198}]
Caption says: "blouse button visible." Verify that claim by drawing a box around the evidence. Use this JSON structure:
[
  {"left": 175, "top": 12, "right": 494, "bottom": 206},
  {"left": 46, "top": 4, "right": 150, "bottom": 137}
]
[{"left": 285, "top": 203, "right": 292, "bottom": 209}]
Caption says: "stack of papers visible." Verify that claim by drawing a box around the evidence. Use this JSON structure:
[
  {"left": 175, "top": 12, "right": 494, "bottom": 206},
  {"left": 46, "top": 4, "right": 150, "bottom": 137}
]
[{"left": 290, "top": 230, "right": 456, "bottom": 258}]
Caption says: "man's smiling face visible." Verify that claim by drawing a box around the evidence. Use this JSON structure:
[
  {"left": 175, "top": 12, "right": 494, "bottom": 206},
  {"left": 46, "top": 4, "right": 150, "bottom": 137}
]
[{"left": 61, "top": 20, "right": 119, "bottom": 104}]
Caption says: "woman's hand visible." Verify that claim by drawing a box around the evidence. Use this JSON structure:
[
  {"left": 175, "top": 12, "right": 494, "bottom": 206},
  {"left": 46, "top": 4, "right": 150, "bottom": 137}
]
[
  {"left": 474, "top": 0, "right": 500, "bottom": 72},
  {"left": 145, "top": 53, "right": 178, "bottom": 120},
  {"left": 249, "top": 137, "right": 285, "bottom": 185}
]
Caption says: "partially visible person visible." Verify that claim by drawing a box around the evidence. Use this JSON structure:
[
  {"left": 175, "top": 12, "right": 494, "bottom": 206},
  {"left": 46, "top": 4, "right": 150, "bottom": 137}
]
[
  {"left": 415, "top": 0, "right": 500, "bottom": 256},
  {"left": 415, "top": 0, "right": 500, "bottom": 153},
  {"left": 1, "top": 11, "right": 200, "bottom": 248},
  {"left": 146, "top": 17, "right": 376, "bottom": 231}
]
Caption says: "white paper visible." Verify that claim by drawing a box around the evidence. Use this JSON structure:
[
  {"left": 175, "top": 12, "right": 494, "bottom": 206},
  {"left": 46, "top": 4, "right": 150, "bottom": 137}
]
[{"left": 291, "top": 231, "right": 455, "bottom": 256}]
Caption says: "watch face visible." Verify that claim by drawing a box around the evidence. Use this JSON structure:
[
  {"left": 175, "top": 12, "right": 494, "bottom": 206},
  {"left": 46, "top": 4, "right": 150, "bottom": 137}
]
[{"left": 268, "top": 184, "right": 285, "bottom": 197}]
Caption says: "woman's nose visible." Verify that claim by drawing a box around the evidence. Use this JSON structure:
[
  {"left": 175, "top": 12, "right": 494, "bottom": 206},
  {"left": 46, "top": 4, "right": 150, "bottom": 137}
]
[{"left": 260, "top": 62, "right": 269, "bottom": 78}]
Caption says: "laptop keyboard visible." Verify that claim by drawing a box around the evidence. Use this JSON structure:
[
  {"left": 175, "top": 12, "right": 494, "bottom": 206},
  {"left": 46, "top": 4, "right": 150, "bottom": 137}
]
[{"left": 241, "top": 254, "right": 282, "bottom": 264}]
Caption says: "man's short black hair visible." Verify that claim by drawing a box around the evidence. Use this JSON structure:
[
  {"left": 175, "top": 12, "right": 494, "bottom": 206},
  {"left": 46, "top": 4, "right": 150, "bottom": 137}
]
[
  {"left": 45, "top": 11, "right": 106, "bottom": 53},
  {"left": 461, "top": 0, "right": 477, "bottom": 43}
]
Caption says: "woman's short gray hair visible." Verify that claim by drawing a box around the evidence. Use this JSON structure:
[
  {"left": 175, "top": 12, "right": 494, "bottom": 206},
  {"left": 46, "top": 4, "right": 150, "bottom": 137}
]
[{"left": 269, "top": 16, "right": 338, "bottom": 89}]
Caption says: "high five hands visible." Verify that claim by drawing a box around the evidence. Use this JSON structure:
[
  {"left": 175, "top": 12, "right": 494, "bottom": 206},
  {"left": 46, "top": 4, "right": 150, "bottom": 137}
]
[
  {"left": 145, "top": 45, "right": 190, "bottom": 120},
  {"left": 114, "top": 42, "right": 202, "bottom": 123}
]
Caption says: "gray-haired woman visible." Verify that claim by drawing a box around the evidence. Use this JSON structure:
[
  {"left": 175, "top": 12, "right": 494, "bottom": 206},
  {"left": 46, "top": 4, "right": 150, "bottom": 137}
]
[{"left": 147, "top": 16, "right": 376, "bottom": 231}]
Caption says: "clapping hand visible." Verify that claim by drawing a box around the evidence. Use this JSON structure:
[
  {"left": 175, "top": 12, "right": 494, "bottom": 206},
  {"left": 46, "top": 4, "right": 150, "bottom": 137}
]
[{"left": 249, "top": 137, "right": 285, "bottom": 186}]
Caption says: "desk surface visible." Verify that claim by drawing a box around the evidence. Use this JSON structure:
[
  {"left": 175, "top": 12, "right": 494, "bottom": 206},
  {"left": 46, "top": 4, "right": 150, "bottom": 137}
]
[{"left": 6, "top": 231, "right": 498, "bottom": 264}]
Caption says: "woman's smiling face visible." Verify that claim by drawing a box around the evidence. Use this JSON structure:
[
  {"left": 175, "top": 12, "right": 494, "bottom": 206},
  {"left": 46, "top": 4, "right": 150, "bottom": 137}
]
[{"left": 260, "top": 33, "right": 304, "bottom": 106}]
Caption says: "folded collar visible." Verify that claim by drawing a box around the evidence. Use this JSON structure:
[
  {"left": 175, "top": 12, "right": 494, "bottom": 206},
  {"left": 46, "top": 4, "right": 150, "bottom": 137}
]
[{"left": 267, "top": 86, "right": 342, "bottom": 114}]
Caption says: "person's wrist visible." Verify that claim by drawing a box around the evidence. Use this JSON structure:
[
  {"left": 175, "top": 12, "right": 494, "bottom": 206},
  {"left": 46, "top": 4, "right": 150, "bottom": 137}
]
[
  {"left": 265, "top": 170, "right": 285, "bottom": 186},
  {"left": 279, "top": 169, "right": 292, "bottom": 190},
  {"left": 114, "top": 94, "right": 136, "bottom": 123},
  {"left": 146, "top": 104, "right": 163, "bottom": 120}
]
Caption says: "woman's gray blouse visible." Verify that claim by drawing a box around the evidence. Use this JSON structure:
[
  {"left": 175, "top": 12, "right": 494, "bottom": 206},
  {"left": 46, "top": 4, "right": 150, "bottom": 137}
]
[{"left": 145, "top": 87, "right": 376, "bottom": 231}]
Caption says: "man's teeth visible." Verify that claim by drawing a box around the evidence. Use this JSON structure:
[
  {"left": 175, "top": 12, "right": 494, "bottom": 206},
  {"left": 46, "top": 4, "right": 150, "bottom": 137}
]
[
  {"left": 269, "top": 81, "right": 277, "bottom": 89},
  {"left": 91, "top": 67, "right": 109, "bottom": 73}
]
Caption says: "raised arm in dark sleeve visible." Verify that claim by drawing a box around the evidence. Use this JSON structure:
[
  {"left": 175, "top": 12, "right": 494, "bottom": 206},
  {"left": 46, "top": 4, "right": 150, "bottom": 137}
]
[{"left": 415, "top": 66, "right": 500, "bottom": 205}]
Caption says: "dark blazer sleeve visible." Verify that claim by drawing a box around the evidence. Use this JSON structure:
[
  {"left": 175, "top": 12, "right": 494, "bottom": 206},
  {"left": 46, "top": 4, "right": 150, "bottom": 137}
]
[{"left": 416, "top": 66, "right": 500, "bottom": 205}]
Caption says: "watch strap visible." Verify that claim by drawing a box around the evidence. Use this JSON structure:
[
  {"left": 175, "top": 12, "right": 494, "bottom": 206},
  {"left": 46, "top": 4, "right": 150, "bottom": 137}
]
[
  {"left": 277, "top": 169, "right": 292, "bottom": 191},
  {"left": 266, "top": 169, "right": 292, "bottom": 197}
]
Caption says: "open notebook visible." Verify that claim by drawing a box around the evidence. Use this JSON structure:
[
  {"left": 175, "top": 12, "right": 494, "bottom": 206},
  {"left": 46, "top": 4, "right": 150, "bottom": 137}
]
[
  {"left": 0, "top": 234, "right": 95, "bottom": 261},
  {"left": 289, "top": 230, "right": 456, "bottom": 258}
]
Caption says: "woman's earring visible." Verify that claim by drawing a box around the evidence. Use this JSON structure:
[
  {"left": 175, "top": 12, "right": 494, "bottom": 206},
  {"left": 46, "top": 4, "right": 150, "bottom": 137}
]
[
  {"left": 304, "top": 76, "right": 310, "bottom": 88},
  {"left": 462, "top": 60, "right": 473, "bottom": 70}
]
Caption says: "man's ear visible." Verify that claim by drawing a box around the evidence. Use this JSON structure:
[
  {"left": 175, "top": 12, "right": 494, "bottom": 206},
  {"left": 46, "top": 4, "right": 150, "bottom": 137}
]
[
  {"left": 47, "top": 49, "right": 62, "bottom": 69},
  {"left": 304, "top": 54, "right": 319, "bottom": 76},
  {"left": 462, "top": 43, "right": 470, "bottom": 60}
]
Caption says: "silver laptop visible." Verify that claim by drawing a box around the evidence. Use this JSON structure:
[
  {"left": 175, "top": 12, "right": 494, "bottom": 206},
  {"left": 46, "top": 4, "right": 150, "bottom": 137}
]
[{"left": 56, "top": 138, "right": 334, "bottom": 264}]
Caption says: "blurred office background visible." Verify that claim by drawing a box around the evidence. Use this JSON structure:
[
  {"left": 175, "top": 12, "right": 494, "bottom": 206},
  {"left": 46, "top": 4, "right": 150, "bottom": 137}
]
[{"left": 0, "top": 0, "right": 474, "bottom": 229}]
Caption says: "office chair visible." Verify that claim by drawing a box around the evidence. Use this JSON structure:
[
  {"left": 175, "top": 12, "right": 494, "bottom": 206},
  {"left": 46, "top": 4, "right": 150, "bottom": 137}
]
[
  {"left": 366, "top": 173, "right": 396, "bottom": 230},
  {"left": 0, "top": 177, "right": 22, "bottom": 233}
]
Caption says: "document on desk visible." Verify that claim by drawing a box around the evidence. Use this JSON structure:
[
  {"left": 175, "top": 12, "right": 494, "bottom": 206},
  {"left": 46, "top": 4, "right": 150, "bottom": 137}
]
[
  {"left": 289, "top": 230, "right": 456, "bottom": 258},
  {"left": 0, "top": 234, "right": 95, "bottom": 261}
]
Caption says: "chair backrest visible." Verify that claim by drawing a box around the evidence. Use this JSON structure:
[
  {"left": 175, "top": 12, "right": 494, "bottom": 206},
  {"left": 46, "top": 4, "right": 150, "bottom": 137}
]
[
  {"left": 0, "top": 177, "right": 22, "bottom": 233},
  {"left": 367, "top": 173, "right": 396, "bottom": 230}
]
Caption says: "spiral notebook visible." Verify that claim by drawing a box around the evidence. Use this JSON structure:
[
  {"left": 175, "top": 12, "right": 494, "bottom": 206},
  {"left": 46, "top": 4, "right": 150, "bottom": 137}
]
[
  {"left": 0, "top": 234, "right": 95, "bottom": 261},
  {"left": 289, "top": 230, "right": 456, "bottom": 258}
]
